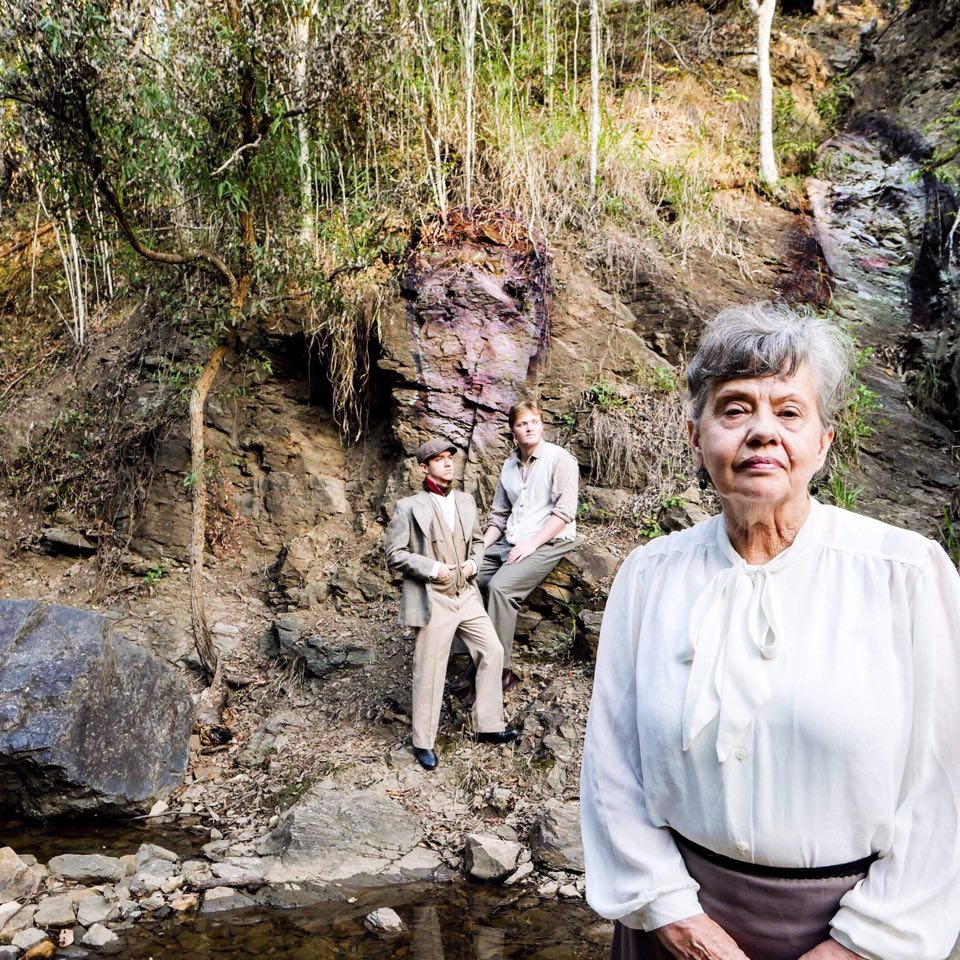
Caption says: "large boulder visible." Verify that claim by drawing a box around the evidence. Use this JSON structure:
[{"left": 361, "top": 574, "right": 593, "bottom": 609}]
[{"left": 0, "top": 601, "right": 194, "bottom": 818}]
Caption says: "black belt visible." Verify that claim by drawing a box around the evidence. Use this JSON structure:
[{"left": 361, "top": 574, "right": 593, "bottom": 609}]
[{"left": 671, "top": 830, "right": 878, "bottom": 880}]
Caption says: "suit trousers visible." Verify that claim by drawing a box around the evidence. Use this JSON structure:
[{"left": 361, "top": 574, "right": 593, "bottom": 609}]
[
  {"left": 475, "top": 537, "right": 575, "bottom": 667},
  {"left": 412, "top": 584, "right": 504, "bottom": 749}
]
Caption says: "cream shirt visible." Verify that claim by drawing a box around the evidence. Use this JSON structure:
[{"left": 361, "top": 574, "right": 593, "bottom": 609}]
[{"left": 581, "top": 499, "right": 960, "bottom": 960}]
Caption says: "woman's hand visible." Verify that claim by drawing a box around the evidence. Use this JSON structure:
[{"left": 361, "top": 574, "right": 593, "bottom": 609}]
[
  {"left": 796, "top": 940, "right": 862, "bottom": 960},
  {"left": 654, "top": 914, "right": 751, "bottom": 960}
]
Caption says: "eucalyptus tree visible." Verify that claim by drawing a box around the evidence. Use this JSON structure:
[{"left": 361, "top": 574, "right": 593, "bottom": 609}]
[
  {"left": 0, "top": 0, "right": 390, "bottom": 691},
  {"left": 745, "top": 0, "right": 779, "bottom": 186}
]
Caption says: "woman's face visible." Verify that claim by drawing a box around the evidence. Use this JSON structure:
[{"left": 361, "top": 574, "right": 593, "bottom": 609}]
[{"left": 688, "top": 363, "right": 834, "bottom": 511}]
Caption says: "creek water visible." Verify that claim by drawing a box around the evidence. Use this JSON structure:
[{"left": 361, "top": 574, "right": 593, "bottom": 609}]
[
  {"left": 1, "top": 820, "right": 610, "bottom": 960},
  {"left": 113, "top": 882, "right": 609, "bottom": 960},
  {"left": 0, "top": 817, "right": 206, "bottom": 860}
]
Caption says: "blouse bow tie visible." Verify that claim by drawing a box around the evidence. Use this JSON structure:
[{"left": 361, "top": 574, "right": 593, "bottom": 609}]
[{"left": 681, "top": 562, "right": 783, "bottom": 762}]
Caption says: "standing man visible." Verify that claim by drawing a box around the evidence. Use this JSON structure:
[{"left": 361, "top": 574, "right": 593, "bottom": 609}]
[
  {"left": 458, "top": 400, "right": 579, "bottom": 693},
  {"left": 385, "top": 438, "right": 519, "bottom": 771}
]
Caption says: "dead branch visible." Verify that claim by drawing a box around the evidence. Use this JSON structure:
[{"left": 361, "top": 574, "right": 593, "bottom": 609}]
[{"left": 0, "top": 223, "right": 53, "bottom": 258}]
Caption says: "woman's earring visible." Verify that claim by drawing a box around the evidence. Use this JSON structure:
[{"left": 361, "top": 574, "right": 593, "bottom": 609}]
[{"left": 697, "top": 467, "right": 710, "bottom": 491}]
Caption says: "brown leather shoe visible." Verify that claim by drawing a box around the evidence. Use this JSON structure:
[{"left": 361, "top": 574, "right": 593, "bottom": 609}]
[
  {"left": 449, "top": 660, "right": 477, "bottom": 695},
  {"left": 501, "top": 668, "right": 520, "bottom": 692}
]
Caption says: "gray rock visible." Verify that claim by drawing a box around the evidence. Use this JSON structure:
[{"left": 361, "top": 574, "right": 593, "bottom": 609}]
[
  {"left": 80, "top": 923, "right": 121, "bottom": 954},
  {"left": 0, "top": 849, "right": 41, "bottom": 904},
  {"left": 0, "top": 944, "right": 20, "bottom": 959},
  {"left": 504, "top": 861, "right": 534, "bottom": 886},
  {"left": 40, "top": 528, "right": 96, "bottom": 554},
  {"left": 200, "top": 841, "right": 230, "bottom": 862},
  {"left": 200, "top": 886, "right": 255, "bottom": 914},
  {"left": 0, "top": 904, "right": 35, "bottom": 943},
  {"left": 463, "top": 834, "right": 522, "bottom": 881},
  {"left": 260, "top": 787, "right": 426, "bottom": 887},
  {"left": 11, "top": 928, "right": 46, "bottom": 951},
  {"left": 134, "top": 844, "right": 178, "bottom": 867},
  {"left": 135, "top": 859, "right": 176, "bottom": 880},
  {"left": 179, "top": 861, "right": 214, "bottom": 887},
  {"left": 47, "top": 856, "right": 125, "bottom": 885},
  {"left": 33, "top": 894, "right": 76, "bottom": 927},
  {"left": 272, "top": 621, "right": 371, "bottom": 677},
  {"left": 0, "top": 903, "right": 19, "bottom": 931},
  {"left": 529, "top": 800, "right": 584, "bottom": 873},
  {"left": 0, "top": 601, "right": 195, "bottom": 817},
  {"left": 364, "top": 908, "right": 405, "bottom": 934},
  {"left": 76, "top": 896, "right": 119, "bottom": 928}
]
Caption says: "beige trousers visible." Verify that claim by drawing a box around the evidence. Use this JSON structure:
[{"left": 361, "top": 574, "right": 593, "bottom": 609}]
[
  {"left": 476, "top": 537, "right": 575, "bottom": 666},
  {"left": 412, "top": 584, "right": 504, "bottom": 749}
]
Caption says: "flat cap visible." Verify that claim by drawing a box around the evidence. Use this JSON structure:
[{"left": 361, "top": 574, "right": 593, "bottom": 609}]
[{"left": 415, "top": 438, "right": 458, "bottom": 464}]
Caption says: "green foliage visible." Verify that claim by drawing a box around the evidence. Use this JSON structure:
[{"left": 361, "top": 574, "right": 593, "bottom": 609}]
[
  {"left": 826, "top": 467, "right": 863, "bottom": 510},
  {"left": 815, "top": 77, "right": 853, "bottom": 132},
  {"left": 586, "top": 379, "right": 627, "bottom": 411},
  {"left": 938, "top": 506, "right": 960, "bottom": 568},
  {"left": 773, "top": 89, "right": 819, "bottom": 177},
  {"left": 635, "top": 512, "right": 662, "bottom": 540},
  {"left": 832, "top": 347, "right": 882, "bottom": 468},
  {"left": 142, "top": 564, "right": 165, "bottom": 586}
]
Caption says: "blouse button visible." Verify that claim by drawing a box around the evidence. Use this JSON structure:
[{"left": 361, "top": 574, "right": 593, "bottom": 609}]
[
  {"left": 735, "top": 746, "right": 747, "bottom": 761},
  {"left": 736, "top": 840, "right": 750, "bottom": 855}
]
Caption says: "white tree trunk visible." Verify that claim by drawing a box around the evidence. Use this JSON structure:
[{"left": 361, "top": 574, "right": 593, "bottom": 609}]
[
  {"left": 588, "top": 0, "right": 601, "bottom": 199},
  {"left": 748, "top": 0, "right": 779, "bottom": 186},
  {"left": 291, "top": 6, "right": 315, "bottom": 248},
  {"left": 462, "top": 0, "right": 478, "bottom": 208}
]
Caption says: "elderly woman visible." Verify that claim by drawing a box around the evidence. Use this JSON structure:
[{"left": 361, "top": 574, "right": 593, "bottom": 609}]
[{"left": 581, "top": 302, "right": 960, "bottom": 960}]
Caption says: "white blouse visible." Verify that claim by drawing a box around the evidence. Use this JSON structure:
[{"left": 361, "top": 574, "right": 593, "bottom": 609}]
[{"left": 581, "top": 499, "right": 960, "bottom": 960}]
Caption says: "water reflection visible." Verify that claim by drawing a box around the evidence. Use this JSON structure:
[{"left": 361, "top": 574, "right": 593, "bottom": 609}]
[
  {"left": 0, "top": 817, "right": 206, "bottom": 860},
  {"left": 115, "top": 882, "right": 610, "bottom": 960}
]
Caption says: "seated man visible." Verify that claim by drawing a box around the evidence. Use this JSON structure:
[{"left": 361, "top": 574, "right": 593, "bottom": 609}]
[
  {"left": 385, "top": 438, "right": 519, "bottom": 771},
  {"left": 456, "top": 401, "right": 579, "bottom": 695}
]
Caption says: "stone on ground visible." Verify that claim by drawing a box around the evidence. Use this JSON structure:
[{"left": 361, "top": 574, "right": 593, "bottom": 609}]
[
  {"left": 22, "top": 940, "right": 55, "bottom": 960},
  {"left": 32, "top": 895, "right": 75, "bottom": 928},
  {"left": 0, "top": 849, "right": 41, "bottom": 903},
  {"left": 134, "top": 843, "right": 179, "bottom": 867},
  {"left": 80, "top": 923, "right": 121, "bottom": 954},
  {"left": 200, "top": 886, "right": 256, "bottom": 914},
  {"left": 0, "top": 904, "right": 36, "bottom": 943},
  {"left": 463, "top": 834, "right": 523, "bottom": 881},
  {"left": 76, "top": 895, "right": 120, "bottom": 927},
  {"left": 0, "top": 600, "right": 195, "bottom": 817},
  {"left": 529, "top": 800, "right": 584, "bottom": 873},
  {"left": 260, "top": 787, "right": 434, "bottom": 888},
  {"left": 47, "top": 855, "right": 125, "bottom": 885},
  {"left": 364, "top": 907, "right": 406, "bottom": 934},
  {"left": 12, "top": 928, "right": 47, "bottom": 951}
]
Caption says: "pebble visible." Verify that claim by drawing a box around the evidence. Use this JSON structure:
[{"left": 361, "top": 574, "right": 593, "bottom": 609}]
[
  {"left": 22, "top": 940, "right": 55, "bottom": 960},
  {"left": 537, "top": 880, "right": 560, "bottom": 898},
  {"left": 134, "top": 844, "right": 178, "bottom": 867},
  {"left": 364, "top": 908, "right": 405, "bottom": 934},
  {"left": 558, "top": 883, "right": 581, "bottom": 899},
  {"left": 504, "top": 861, "right": 534, "bottom": 886},
  {"left": 33, "top": 895, "right": 76, "bottom": 928}
]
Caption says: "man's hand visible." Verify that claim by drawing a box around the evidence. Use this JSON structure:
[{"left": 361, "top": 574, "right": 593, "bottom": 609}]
[
  {"left": 796, "top": 940, "right": 862, "bottom": 960},
  {"left": 506, "top": 540, "right": 538, "bottom": 564},
  {"left": 654, "top": 914, "right": 750, "bottom": 960},
  {"left": 459, "top": 561, "right": 475, "bottom": 579},
  {"left": 434, "top": 563, "right": 454, "bottom": 582}
]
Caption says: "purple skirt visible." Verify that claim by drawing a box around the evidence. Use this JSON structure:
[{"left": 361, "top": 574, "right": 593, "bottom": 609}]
[{"left": 611, "top": 835, "right": 873, "bottom": 960}]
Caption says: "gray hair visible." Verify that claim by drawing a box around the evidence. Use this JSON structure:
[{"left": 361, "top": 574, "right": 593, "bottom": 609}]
[{"left": 686, "top": 301, "right": 854, "bottom": 427}]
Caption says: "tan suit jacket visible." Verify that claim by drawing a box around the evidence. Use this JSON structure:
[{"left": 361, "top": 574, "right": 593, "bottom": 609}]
[{"left": 384, "top": 490, "right": 485, "bottom": 628}]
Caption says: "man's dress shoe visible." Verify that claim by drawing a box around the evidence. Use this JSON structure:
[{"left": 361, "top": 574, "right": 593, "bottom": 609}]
[
  {"left": 501, "top": 668, "right": 520, "bottom": 692},
  {"left": 475, "top": 728, "right": 521, "bottom": 745},
  {"left": 450, "top": 661, "right": 477, "bottom": 695},
  {"left": 414, "top": 747, "right": 438, "bottom": 770}
]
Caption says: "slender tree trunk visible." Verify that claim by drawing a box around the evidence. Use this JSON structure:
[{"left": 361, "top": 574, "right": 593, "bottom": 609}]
[
  {"left": 462, "top": 0, "right": 478, "bottom": 209},
  {"left": 588, "top": 0, "right": 601, "bottom": 199},
  {"left": 189, "top": 345, "right": 226, "bottom": 680},
  {"left": 291, "top": 4, "right": 315, "bottom": 249},
  {"left": 747, "top": 0, "right": 779, "bottom": 186}
]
